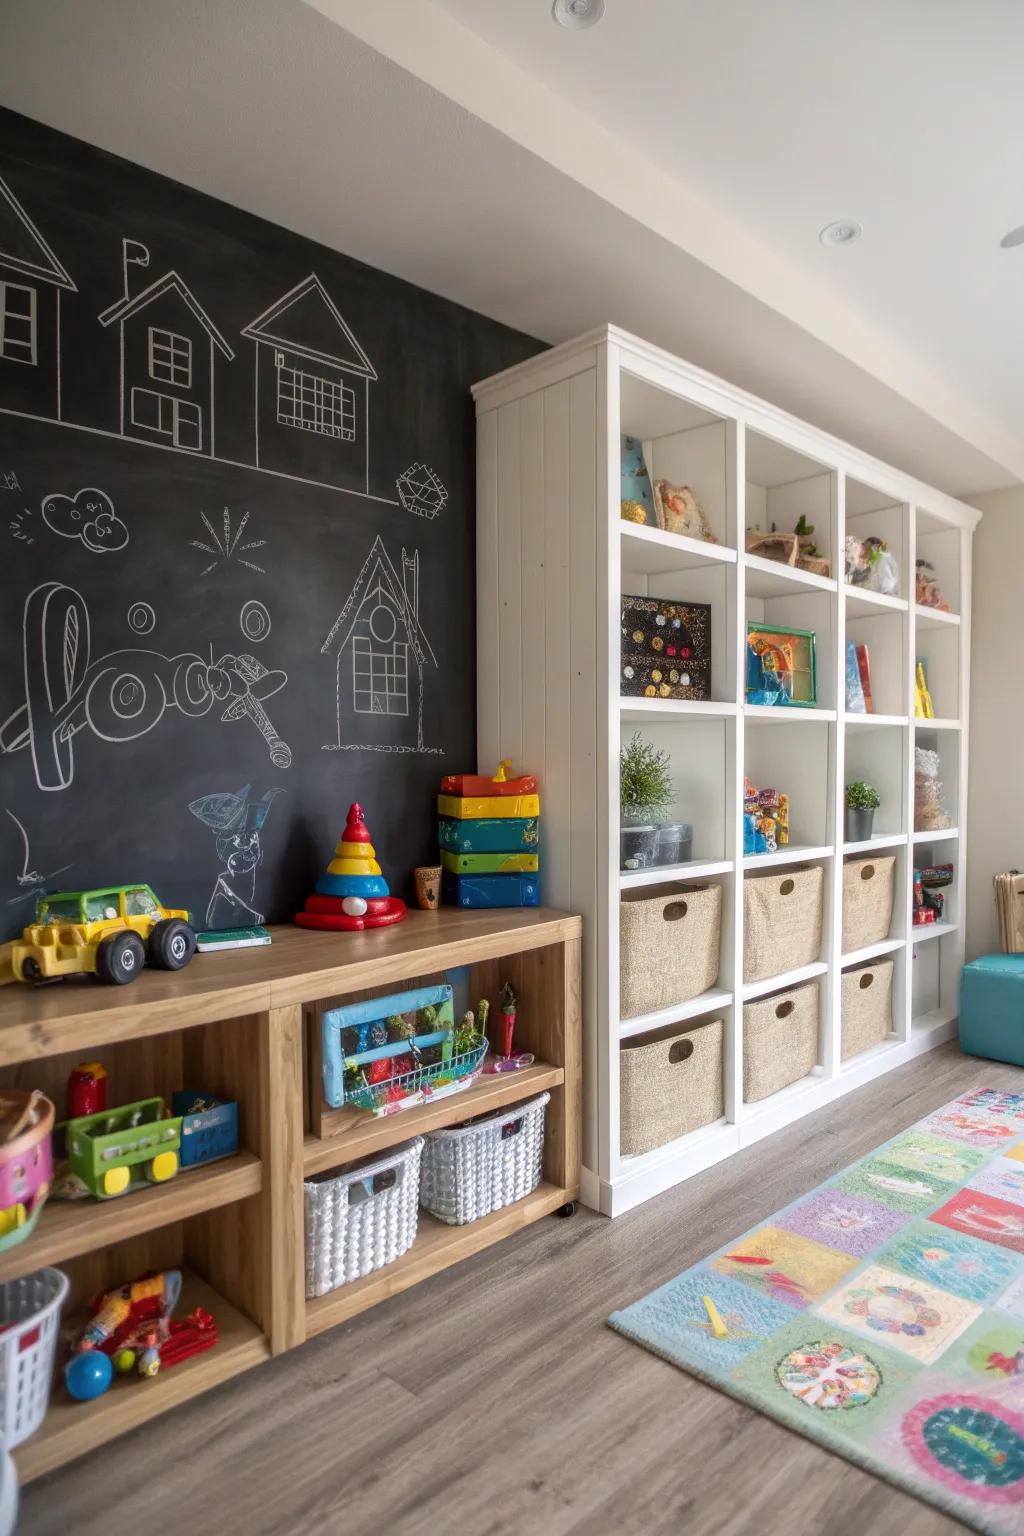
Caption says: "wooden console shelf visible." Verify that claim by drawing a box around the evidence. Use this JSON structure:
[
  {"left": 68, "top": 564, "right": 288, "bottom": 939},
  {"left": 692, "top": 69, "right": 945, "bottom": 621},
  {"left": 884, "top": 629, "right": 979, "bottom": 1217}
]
[{"left": 0, "top": 908, "right": 581, "bottom": 1482}]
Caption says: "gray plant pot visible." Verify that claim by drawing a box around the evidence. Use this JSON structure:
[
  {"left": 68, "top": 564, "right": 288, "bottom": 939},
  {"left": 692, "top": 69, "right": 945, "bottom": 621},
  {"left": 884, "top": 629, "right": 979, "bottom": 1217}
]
[{"left": 845, "top": 806, "right": 875, "bottom": 842}]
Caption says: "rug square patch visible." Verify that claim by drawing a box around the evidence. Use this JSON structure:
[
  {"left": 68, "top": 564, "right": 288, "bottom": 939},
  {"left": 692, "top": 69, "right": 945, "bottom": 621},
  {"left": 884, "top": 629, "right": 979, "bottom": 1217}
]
[
  {"left": 607, "top": 1268, "right": 795, "bottom": 1373},
  {"left": 776, "top": 1188, "right": 911, "bottom": 1258},
  {"left": 931, "top": 1190, "right": 1024, "bottom": 1254},
  {"left": 816, "top": 1263, "right": 981, "bottom": 1362},
  {"left": 831, "top": 1155, "right": 957, "bottom": 1214},
  {"left": 969, "top": 1157, "right": 1024, "bottom": 1207},
  {"left": 954, "top": 1089, "right": 1024, "bottom": 1123},
  {"left": 710, "top": 1225, "right": 859, "bottom": 1309},
  {"left": 918, "top": 1105, "right": 1022, "bottom": 1152},
  {"left": 728, "top": 1310, "right": 919, "bottom": 1446},
  {"left": 997, "top": 1272, "right": 1024, "bottom": 1323},
  {"left": 935, "top": 1308, "right": 1024, "bottom": 1396},
  {"left": 879, "top": 1220, "right": 1023, "bottom": 1304},
  {"left": 880, "top": 1129, "right": 989, "bottom": 1184},
  {"left": 864, "top": 1370, "right": 1024, "bottom": 1517},
  {"left": 1004, "top": 1142, "right": 1024, "bottom": 1167}
]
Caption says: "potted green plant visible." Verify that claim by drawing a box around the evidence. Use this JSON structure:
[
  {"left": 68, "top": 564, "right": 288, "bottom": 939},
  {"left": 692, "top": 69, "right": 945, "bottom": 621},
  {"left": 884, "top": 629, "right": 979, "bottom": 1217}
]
[
  {"left": 845, "top": 780, "right": 881, "bottom": 842},
  {"left": 619, "top": 733, "right": 691, "bottom": 870}
]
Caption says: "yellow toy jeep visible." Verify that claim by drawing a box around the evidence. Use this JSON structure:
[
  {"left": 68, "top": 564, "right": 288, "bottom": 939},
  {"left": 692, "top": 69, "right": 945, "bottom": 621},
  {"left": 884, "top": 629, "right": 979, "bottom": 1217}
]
[{"left": 10, "top": 885, "right": 196, "bottom": 986}]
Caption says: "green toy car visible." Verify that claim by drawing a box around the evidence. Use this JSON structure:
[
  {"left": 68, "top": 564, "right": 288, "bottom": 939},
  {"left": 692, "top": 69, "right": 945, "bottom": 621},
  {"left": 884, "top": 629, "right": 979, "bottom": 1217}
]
[{"left": 8, "top": 885, "right": 196, "bottom": 986}]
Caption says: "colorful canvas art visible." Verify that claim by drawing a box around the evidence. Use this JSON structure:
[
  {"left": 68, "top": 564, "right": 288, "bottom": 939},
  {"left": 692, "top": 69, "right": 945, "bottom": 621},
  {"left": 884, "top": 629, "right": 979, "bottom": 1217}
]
[{"left": 610, "top": 1090, "right": 1024, "bottom": 1534}]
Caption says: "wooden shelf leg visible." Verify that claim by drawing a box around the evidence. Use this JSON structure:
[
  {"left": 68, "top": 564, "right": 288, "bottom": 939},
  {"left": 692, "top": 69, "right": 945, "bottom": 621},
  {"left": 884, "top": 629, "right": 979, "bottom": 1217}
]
[{"left": 260, "top": 1004, "right": 305, "bottom": 1354}]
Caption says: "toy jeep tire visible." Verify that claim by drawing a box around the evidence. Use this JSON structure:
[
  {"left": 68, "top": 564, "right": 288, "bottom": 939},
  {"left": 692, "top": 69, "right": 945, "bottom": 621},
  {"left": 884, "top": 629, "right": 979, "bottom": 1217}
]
[
  {"left": 20, "top": 957, "right": 42, "bottom": 983},
  {"left": 96, "top": 931, "right": 146, "bottom": 985},
  {"left": 148, "top": 919, "right": 196, "bottom": 971}
]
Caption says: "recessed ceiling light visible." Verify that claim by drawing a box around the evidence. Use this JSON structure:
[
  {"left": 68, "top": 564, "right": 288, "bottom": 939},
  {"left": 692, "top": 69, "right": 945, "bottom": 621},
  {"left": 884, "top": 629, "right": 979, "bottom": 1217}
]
[
  {"left": 1000, "top": 225, "right": 1024, "bottom": 249},
  {"left": 819, "top": 220, "right": 862, "bottom": 247},
  {"left": 551, "top": 0, "right": 605, "bottom": 30}
]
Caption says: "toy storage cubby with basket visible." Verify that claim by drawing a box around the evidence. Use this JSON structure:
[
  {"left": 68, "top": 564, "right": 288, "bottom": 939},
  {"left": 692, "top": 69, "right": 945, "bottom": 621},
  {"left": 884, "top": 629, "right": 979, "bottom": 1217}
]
[
  {"left": 0, "top": 909, "right": 581, "bottom": 1481},
  {"left": 474, "top": 325, "right": 977, "bottom": 1216}
]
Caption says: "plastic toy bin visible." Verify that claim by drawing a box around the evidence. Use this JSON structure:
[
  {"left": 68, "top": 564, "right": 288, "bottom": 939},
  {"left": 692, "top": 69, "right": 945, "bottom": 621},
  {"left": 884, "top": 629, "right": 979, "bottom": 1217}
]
[
  {"left": 0, "top": 1267, "right": 68, "bottom": 1448},
  {"left": 171, "top": 1093, "right": 239, "bottom": 1168}
]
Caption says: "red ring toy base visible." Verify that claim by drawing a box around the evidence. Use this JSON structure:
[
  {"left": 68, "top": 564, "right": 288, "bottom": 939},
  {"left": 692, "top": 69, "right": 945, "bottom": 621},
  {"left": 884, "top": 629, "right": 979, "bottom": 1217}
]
[
  {"left": 296, "top": 898, "right": 407, "bottom": 932},
  {"left": 304, "top": 893, "right": 393, "bottom": 917}
]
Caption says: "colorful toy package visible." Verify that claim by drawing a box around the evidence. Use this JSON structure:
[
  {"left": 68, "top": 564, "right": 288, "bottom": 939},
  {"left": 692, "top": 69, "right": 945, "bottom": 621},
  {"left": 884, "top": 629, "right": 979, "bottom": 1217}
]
[{"left": 744, "top": 777, "right": 790, "bottom": 856}]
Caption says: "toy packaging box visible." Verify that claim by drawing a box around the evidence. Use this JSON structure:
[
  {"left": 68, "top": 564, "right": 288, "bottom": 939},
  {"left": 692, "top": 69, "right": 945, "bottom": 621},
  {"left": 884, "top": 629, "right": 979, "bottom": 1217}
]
[
  {"left": 620, "top": 596, "right": 711, "bottom": 701},
  {"left": 743, "top": 777, "right": 790, "bottom": 855}
]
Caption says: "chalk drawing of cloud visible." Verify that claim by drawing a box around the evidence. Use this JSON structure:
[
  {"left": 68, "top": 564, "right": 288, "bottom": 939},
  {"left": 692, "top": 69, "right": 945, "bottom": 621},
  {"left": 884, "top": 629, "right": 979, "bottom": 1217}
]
[{"left": 41, "top": 488, "right": 128, "bottom": 554}]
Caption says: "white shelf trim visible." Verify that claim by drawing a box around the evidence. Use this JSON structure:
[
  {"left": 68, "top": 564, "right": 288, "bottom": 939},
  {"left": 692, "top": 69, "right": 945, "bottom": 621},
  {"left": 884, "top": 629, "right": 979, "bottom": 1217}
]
[
  {"left": 619, "top": 858, "right": 733, "bottom": 889},
  {"left": 843, "top": 586, "right": 909, "bottom": 615},
  {"left": 915, "top": 604, "right": 961, "bottom": 628},
  {"left": 741, "top": 960, "right": 829, "bottom": 1002},
  {"left": 841, "top": 936, "right": 906, "bottom": 966},
  {"left": 743, "top": 844, "right": 835, "bottom": 869},
  {"left": 744, "top": 553, "right": 838, "bottom": 597},
  {"left": 843, "top": 712, "right": 909, "bottom": 728},
  {"left": 843, "top": 832, "right": 909, "bottom": 854},
  {"left": 620, "top": 697, "right": 737, "bottom": 720},
  {"left": 619, "top": 987, "right": 734, "bottom": 1040},
  {"left": 744, "top": 705, "right": 838, "bottom": 724},
  {"left": 913, "top": 827, "right": 959, "bottom": 844},
  {"left": 621, "top": 522, "right": 736, "bottom": 575},
  {"left": 909, "top": 921, "right": 959, "bottom": 944}
]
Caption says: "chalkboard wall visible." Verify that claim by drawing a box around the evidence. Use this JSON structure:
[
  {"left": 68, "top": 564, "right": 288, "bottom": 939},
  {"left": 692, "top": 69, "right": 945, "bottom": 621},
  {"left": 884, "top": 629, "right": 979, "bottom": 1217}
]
[{"left": 0, "top": 108, "right": 542, "bottom": 939}]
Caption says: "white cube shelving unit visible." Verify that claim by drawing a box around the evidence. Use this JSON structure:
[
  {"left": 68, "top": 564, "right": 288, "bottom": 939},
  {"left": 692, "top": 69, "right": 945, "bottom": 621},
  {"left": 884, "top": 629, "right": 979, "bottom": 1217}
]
[{"left": 473, "top": 326, "right": 979, "bottom": 1217}]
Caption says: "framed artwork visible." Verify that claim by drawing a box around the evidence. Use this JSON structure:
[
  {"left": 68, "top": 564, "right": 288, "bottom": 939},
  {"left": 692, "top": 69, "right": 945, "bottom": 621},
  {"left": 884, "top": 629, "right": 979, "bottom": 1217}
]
[
  {"left": 746, "top": 623, "right": 817, "bottom": 707},
  {"left": 621, "top": 595, "right": 711, "bottom": 701}
]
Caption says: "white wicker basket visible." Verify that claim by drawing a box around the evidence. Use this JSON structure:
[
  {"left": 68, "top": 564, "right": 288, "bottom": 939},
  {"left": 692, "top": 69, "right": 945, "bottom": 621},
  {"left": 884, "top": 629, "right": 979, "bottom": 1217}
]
[
  {"left": 303, "top": 1137, "right": 423, "bottom": 1298},
  {"left": 0, "top": 1267, "right": 68, "bottom": 1449},
  {"left": 419, "top": 1092, "right": 549, "bottom": 1226}
]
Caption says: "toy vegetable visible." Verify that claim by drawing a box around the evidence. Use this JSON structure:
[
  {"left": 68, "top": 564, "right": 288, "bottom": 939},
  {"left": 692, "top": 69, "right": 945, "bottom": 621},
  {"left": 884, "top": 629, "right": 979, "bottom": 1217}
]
[{"left": 500, "top": 982, "right": 517, "bottom": 1059}]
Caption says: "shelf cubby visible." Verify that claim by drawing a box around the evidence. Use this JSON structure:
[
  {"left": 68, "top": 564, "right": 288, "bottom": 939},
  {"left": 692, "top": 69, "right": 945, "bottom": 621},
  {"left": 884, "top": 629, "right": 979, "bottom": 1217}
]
[
  {"left": 844, "top": 720, "right": 908, "bottom": 839},
  {"left": 845, "top": 478, "right": 910, "bottom": 601},
  {"left": 746, "top": 715, "right": 832, "bottom": 849},
  {"left": 845, "top": 606, "right": 907, "bottom": 719}
]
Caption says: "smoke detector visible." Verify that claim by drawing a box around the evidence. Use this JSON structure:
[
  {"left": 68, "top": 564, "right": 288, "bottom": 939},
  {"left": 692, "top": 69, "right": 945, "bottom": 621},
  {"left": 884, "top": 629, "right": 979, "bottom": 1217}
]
[
  {"left": 819, "top": 220, "right": 862, "bottom": 247},
  {"left": 551, "top": 0, "right": 605, "bottom": 30}
]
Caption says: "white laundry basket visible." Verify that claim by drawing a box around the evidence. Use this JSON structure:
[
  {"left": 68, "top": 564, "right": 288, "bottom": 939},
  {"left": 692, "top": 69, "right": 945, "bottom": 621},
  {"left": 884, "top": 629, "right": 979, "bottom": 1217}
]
[
  {"left": 0, "top": 1266, "right": 68, "bottom": 1449},
  {"left": 304, "top": 1137, "right": 423, "bottom": 1298},
  {"left": 420, "top": 1093, "right": 549, "bottom": 1226}
]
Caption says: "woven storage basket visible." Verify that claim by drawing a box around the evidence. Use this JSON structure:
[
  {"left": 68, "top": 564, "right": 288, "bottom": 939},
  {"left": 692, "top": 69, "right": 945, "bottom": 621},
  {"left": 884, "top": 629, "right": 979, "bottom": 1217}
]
[
  {"left": 620, "top": 883, "right": 722, "bottom": 1019},
  {"left": 620, "top": 1018, "right": 724, "bottom": 1157},
  {"left": 841, "top": 959, "right": 894, "bottom": 1059},
  {"left": 0, "top": 1267, "right": 68, "bottom": 1449},
  {"left": 744, "top": 864, "right": 824, "bottom": 982},
  {"left": 842, "top": 855, "right": 896, "bottom": 952},
  {"left": 743, "top": 981, "right": 820, "bottom": 1102},
  {"left": 304, "top": 1137, "right": 423, "bottom": 1298},
  {"left": 419, "top": 1092, "right": 549, "bottom": 1226}
]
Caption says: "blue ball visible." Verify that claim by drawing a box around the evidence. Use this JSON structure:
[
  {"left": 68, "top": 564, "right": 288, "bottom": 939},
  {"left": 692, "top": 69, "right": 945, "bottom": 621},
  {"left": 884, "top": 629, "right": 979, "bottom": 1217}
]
[{"left": 65, "top": 1349, "right": 114, "bottom": 1401}]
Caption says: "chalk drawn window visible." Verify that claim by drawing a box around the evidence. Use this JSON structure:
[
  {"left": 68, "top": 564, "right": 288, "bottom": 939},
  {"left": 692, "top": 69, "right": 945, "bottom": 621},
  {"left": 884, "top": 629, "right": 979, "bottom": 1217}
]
[
  {"left": 0, "top": 281, "right": 37, "bottom": 365},
  {"left": 148, "top": 327, "right": 192, "bottom": 388},
  {"left": 130, "top": 387, "right": 203, "bottom": 452},
  {"left": 277, "top": 363, "right": 355, "bottom": 441},
  {"left": 352, "top": 636, "right": 408, "bottom": 716}
]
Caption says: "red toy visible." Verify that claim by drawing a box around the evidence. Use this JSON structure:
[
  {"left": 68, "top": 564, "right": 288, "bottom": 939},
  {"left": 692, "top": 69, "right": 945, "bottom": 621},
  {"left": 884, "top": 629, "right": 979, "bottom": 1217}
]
[
  {"left": 71, "top": 1269, "right": 218, "bottom": 1388},
  {"left": 295, "top": 804, "right": 407, "bottom": 932}
]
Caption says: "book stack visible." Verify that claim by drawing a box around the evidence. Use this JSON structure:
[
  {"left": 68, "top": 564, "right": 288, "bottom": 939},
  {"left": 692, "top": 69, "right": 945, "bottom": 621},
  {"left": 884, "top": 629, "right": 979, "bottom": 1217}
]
[
  {"left": 845, "top": 641, "right": 873, "bottom": 713},
  {"left": 438, "top": 760, "right": 540, "bottom": 908}
]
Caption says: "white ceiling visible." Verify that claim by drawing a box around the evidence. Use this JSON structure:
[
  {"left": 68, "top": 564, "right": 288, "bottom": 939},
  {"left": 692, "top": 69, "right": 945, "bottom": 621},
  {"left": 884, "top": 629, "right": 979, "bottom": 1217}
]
[{"left": 1, "top": 0, "right": 1018, "bottom": 495}]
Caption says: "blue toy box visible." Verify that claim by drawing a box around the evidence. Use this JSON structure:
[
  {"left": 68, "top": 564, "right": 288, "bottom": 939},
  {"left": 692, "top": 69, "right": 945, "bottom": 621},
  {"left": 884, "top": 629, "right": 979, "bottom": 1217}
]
[
  {"left": 442, "top": 872, "right": 540, "bottom": 909},
  {"left": 171, "top": 1092, "right": 239, "bottom": 1167},
  {"left": 959, "top": 955, "right": 1024, "bottom": 1065},
  {"left": 437, "top": 816, "right": 539, "bottom": 855}
]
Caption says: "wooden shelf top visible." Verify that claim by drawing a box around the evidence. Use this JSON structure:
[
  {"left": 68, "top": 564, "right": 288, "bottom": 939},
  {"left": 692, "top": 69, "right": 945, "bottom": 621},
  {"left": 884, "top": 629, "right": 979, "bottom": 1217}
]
[
  {"left": 305, "top": 1063, "right": 564, "bottom": 1175},
  {"left": 0, "top": 1152, "right": 262, "bottom": 1286},
  {"left": 15, "top": 1269, "right": 269, "bottom": 1484},
  {"left": 0, "top": 907, "right": 581, "bottom": 1065},
  {"left": 305, "top": 1181, "right": 569, "bottom": 1336}
]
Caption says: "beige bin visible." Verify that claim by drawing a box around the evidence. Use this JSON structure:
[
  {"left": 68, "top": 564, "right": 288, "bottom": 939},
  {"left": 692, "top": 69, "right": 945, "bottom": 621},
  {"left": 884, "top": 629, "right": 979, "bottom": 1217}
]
[
  {"left": 620, "top": 1018, "right": 724, "bottom": 1156},
  {"left": 743, "top": 980, "right": 820, "bottom": 1102},
  {"left": 620, "top": 883, "right": 722, "bottom": 1020},
  {"left": 841, "top": 958, "right": 894, "bottom": 1059},
  {"left": 744, "top": 864, "right": 824, "bottom": 982},
  {"left": 842, "top": 856, "right": 896, "bottom": 953}
]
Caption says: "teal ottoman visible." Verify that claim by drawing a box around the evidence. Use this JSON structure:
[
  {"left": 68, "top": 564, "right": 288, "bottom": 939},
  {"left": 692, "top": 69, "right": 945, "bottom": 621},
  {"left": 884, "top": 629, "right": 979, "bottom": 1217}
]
[{"left": 960, "top": 954, "right": 1024, "bottom": 1064}]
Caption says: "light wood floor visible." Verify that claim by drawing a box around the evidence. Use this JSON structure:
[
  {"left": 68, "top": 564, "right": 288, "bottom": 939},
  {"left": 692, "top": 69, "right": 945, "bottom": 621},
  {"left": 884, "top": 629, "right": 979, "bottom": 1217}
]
[{"left": 24, "top": 1043, "right": 1022, "bottom": 1536}]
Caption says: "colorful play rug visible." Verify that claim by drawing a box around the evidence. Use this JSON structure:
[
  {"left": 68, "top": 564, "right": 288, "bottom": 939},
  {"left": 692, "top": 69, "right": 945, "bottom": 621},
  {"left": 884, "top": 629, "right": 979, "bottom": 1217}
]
[{"left": 609, "top": 1090, "right": 1024, "bottom": 1534}]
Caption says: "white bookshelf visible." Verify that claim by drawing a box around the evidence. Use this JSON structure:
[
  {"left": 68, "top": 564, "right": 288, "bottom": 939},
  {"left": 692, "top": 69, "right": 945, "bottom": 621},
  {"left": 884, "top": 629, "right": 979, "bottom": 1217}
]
[{"left": 473, "top": 325, "right": 979, "bottom": 1218}]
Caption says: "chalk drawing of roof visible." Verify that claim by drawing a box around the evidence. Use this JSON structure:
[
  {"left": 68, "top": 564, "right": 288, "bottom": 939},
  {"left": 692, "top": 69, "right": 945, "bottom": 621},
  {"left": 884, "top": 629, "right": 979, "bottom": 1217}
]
[
  {"left": 322, "top": 535, "right": 435, "bottom": 667},
  {"left": 241, "top": 273, "right": 377, "bottom": 379},
  {"left": 97, "top": 271, "right": 235, "bottom": 357},
  {"left": 0, "top": 175, "right": 76, "bottom": 290}
]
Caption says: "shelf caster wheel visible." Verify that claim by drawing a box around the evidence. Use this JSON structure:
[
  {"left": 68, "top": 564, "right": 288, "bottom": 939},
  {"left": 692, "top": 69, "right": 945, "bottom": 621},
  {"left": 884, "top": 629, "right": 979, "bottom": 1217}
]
[{"left": 556, "top": 1201, "right": 576, "bottom": 1218}]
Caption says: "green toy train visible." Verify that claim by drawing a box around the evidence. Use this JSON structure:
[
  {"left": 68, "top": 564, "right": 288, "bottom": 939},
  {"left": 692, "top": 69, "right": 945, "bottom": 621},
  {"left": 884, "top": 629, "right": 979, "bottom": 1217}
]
[{"left": 66, "top": 1098, "right": 183, "bottom": 1199}]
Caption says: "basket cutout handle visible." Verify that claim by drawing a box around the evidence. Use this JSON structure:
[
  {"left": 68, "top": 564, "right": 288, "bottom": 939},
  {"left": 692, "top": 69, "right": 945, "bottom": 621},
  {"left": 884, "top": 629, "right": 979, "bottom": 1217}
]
[
  {"left": 779, "top": 878, "right": 795, "bottom": 896},
  {"left": 775, "top": 999, "right": 795, "bottom": 1019},
  {"left": 663, "top": 900, "right": 688, "bottom": 922},
  {"left": 859, "top": 972, "right": 874, "bottom": 990},
  {"left": 860, "top": 864, "right": 875, "bottom": 882},
  {"left": 501, "top": 1117, "right": 524, "bottom": 1141},
  {"left": 668, "top": 1038, "right": 695, "bottom": 1065}
]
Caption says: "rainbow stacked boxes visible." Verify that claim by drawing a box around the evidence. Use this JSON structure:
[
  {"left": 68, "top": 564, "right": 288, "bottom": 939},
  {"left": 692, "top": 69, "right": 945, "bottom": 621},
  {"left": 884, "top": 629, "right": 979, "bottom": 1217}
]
[{"left": 438, "top": 761, "right": 540, "bottom": 908}]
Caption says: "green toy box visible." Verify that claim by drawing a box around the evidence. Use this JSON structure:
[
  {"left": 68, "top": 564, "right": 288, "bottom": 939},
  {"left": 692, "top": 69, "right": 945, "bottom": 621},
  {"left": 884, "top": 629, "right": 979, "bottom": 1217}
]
[
  {"left": 959, "top": 954, "right": 1024, "bottom": 1065},
  {"left": 66, "top": 1097, "right": 183, "bottom": 1199}
]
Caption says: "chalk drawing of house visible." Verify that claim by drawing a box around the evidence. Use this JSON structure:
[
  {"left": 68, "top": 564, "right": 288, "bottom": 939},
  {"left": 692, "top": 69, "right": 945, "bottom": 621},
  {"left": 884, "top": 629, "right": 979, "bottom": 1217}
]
[
  {"left": 98, "top": 245, "right": 234, "bottom": 456},
  {"left": 321, "top": 535, "right": 438, "bottom": 754},
  {"left": 0, "top": 173, "right": 76, "bottom": 421},
  {"left": 242, "top": 274, "right": 376, "bottom": 494}
]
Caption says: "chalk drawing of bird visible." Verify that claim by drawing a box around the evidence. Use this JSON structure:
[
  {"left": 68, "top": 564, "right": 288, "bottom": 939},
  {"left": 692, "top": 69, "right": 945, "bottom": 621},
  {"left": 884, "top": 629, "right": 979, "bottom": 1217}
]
[{"left": 5, "top": 809, "right": 71, "bottom": 904}]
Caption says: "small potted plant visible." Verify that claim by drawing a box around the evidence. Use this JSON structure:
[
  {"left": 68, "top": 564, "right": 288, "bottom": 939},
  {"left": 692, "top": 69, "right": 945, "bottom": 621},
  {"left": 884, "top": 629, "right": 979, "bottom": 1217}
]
[
  {"left": 845, "top": 780, "right": 881, "bottom": 842},
  {"left": 619, "top": 733, "right": 691, "bottom": 869}
]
